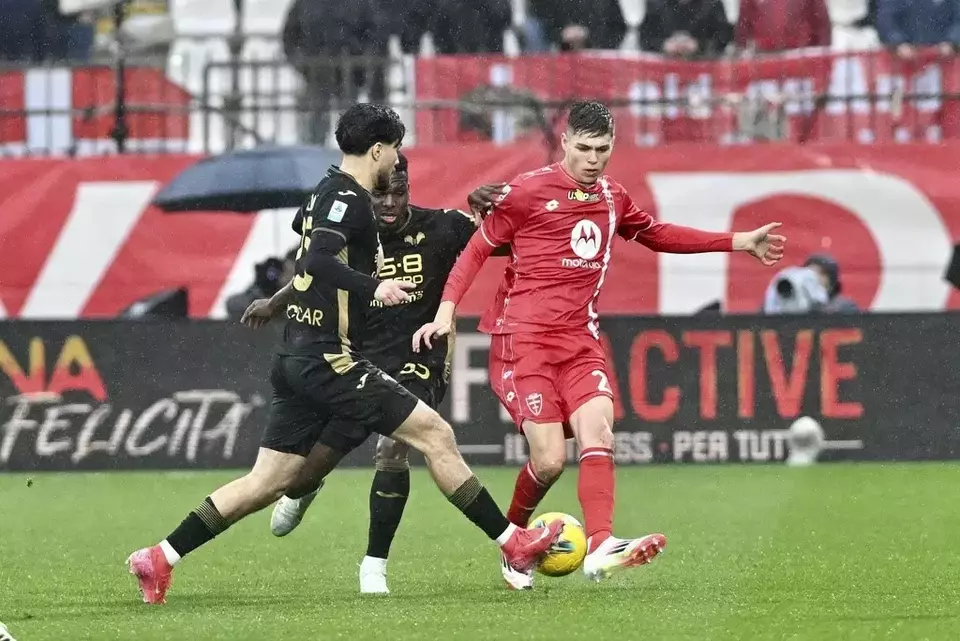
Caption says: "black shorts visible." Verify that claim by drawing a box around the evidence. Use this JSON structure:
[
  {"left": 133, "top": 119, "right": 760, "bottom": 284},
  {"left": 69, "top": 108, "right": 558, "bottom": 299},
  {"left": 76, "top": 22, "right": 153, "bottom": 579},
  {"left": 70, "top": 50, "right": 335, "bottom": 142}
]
[
  {"left": 262, "top": 354, "right": 420, "bottom": 456},
  {"left": 392, "top": 363, "right": 448, "bottom": 410}
]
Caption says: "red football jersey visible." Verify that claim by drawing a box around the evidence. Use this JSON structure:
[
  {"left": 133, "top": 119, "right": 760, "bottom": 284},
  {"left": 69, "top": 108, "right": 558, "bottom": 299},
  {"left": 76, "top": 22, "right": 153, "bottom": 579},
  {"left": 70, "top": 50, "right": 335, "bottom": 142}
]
[{"left": 443, "top": 163, "right": 734, "bottom": 336}]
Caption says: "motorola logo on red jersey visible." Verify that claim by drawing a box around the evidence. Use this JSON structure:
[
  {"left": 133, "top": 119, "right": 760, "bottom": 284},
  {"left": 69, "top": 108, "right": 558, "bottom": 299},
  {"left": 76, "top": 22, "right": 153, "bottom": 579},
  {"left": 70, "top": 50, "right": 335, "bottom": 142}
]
[{"left": 563, "top": 219, "right": 604, "bottom": 269}]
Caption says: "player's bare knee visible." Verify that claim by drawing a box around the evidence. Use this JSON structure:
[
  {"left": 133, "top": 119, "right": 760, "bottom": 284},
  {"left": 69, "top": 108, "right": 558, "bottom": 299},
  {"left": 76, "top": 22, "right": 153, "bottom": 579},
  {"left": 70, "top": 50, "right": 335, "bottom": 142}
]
[
  {"left": 577, "top": 424, "right": 614, "bottom": 451},
  {"left": 426, "top": 418, "right": 458, "bottom": 458},
  {"left": 595, "top": 421, "right": 614, "bottom": 449},
  {"left": 375, "top": 436, "right": 410, "bottom": 472},
  {"left": 242, "top": 470, "right": 290, "bottom": 504},
  {"left": 249, "top": 451, "right": 303, "bottom": 501},
  {"left": 531, "top": 455, "right": 565, "bottom": 484},
  {"left": 411, "top": 413, "right": 458, "bottom": 463},
  {"left": 574, "top": 416, "right": 615, "bottom": 450}
]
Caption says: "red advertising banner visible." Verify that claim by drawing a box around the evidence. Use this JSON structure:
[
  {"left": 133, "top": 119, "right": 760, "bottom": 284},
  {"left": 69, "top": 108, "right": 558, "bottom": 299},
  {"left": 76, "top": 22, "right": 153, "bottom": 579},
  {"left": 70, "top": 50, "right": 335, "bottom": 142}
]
[
  {"left": 415, "top": 49, "right": 960, "bottom": 146},
  {"left": 0, "top": 142, "right": 959, "bottom": 320}
]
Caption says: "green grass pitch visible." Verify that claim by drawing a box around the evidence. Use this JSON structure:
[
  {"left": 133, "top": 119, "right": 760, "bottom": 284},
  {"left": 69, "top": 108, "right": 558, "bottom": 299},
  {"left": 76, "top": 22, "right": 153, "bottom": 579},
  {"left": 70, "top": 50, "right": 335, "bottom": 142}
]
[{"left": 2, "top": 464, "right": 959, "bottom": 641}]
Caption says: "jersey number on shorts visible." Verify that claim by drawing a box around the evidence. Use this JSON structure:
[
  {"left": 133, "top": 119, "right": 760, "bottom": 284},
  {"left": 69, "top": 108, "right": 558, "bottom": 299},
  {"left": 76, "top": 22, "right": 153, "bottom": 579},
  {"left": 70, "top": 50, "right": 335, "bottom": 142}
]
[
  {"left": 400, "top": 363, "right": 430, "bottom": 380},
  {"left": 592, "top": 370, "right": 612, "bottom": 394},
  {"left": 293, "top": 215, "right": 314, "bottom": 292}
]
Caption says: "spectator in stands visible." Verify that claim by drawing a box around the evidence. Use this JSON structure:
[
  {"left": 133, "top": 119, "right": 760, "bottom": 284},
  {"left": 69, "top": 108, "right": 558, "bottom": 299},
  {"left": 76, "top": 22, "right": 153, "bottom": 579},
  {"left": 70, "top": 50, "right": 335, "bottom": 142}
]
[
  {"left": 428, "top": 0, "right": 513, "bottom": 54},
  {"left": 41, "top": 0, "right": 94, "bottom": 62},
  {"left": 640, "top": 0, "right": 733, "bottom": 58},
  {"left": 876, "top": 0, "right": 960, "bottom": 58},
  {"left": 805, "top": 254, "right": 860, "bottom": 313},
  {"left": 382, "top": 0, "right": 435, "bottom": 53},
  {"left": 735, "top": 0, "right": 831, "bottom": 53},
  {"left": 528, "top": 0, "right": 627, "bottom": 51},
  {"left": 282, "top": 0, "right": 387, "bottom": 144},
  {"left": 1, "top": 0, "right": 92, "bottom": 62},
  {"left": 0, "top": 0, "right": 41, "bottom": 61}
]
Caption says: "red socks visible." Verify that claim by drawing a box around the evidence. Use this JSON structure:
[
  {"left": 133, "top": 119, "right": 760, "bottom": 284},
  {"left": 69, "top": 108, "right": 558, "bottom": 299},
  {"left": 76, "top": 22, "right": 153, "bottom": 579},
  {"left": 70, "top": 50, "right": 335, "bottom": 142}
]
[
  {"left": 506, "top": 462, "right": 552, "bottom": 526},
  {"left": 508, "top": 446, "right": 616, "bottom": 556},
  {"left": 578, "top": 447, "right": 615, "bottom": 553}
]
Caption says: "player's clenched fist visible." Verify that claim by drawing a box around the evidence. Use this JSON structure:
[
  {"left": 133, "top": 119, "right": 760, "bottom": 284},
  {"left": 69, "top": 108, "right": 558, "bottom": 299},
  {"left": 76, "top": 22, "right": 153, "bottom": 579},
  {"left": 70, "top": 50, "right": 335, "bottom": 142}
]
[{"left": 375, "top": 279, "right": 415, "bottom": 306}]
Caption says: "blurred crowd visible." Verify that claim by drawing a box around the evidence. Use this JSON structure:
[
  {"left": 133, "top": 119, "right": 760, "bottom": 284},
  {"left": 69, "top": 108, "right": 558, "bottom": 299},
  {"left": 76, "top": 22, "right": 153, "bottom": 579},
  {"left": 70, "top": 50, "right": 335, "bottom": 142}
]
[
  {"left": 5, "top": 0, "right": 956, "bottom": 64},
  {"left": 280, "top": 0, "right": 960, "bottom": 60},
  {"left": 0, "top": 0, "right": 172, "bottom": 63}
]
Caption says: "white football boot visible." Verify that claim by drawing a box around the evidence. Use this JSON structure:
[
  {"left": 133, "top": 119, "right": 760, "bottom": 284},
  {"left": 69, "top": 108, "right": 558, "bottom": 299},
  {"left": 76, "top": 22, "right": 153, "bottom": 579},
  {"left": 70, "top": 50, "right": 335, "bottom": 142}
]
[
  {"left": 269, "top": 482, "right": 323, "bottom": 537},
  {"left": 582, "top": 533, "right": 667, "bottom": 581},
  {"left": 500, "top": 551, "right": 534, "bottom": 590},
  {"left": 359, "top": 556, "right": 390, "bottom": 594}
]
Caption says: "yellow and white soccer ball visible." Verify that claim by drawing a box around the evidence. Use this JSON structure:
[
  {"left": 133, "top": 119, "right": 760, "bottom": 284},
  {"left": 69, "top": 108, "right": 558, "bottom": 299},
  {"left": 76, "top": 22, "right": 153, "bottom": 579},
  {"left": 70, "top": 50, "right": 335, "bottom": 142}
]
[{"left": 529, "top": 512, "right": 587, "bottom": 577}]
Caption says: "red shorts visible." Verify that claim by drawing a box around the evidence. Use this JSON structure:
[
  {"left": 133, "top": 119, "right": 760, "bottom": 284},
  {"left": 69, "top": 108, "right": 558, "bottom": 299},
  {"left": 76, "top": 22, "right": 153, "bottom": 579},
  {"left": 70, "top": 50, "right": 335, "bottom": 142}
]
[{"left": 489, "top": 329, "right": 613, "bottom": 435}]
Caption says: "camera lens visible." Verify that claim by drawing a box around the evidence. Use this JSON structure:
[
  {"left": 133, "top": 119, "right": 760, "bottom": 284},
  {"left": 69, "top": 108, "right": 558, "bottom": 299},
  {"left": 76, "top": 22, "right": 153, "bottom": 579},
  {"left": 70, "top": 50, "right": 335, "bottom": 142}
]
[{"left": 776, "top": 278, "right": 794, "bottom": 298}]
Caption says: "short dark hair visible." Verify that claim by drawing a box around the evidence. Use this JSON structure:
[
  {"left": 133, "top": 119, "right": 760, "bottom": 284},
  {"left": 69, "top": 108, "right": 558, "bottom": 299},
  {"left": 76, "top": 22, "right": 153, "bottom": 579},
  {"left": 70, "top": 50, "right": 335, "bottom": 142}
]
[
  {"left": 396, "top": 151, "right": 409, "bottom": 175},
  {"left": 567, "top": 101, "right": 614, "bottom": 137},
  {"left": 335, "top": 104, "right": 405, "bottom": 156}
]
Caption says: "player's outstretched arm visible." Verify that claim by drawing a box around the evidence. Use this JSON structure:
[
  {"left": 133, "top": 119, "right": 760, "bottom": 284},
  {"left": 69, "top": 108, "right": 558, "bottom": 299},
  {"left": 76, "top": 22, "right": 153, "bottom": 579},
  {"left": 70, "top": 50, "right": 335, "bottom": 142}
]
[{"left": 619, "top": 192, "right": 785, "bottom": 266}]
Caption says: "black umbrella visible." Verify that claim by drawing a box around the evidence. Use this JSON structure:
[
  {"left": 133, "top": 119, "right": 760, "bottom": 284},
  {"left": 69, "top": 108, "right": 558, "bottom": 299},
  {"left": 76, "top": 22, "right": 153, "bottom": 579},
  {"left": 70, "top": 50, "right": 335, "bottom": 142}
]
[{"left": 152, "top": 145, "right": 341, "bottom": 213}]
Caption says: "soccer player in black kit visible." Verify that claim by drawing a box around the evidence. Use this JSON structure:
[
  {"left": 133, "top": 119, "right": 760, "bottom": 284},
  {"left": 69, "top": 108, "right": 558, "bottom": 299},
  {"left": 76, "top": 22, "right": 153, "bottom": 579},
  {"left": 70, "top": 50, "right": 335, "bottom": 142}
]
[
  {"left": 126, "top": 104, "right": 562, "bottom": 605},
  {"left": 266, "top": 152, "right": 493, "bottom": 593}
]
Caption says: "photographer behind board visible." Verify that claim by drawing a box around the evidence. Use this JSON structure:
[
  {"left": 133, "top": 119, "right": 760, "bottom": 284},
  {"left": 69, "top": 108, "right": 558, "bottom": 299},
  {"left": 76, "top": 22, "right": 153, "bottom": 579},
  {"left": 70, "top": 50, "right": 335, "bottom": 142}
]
[
  {"left": 225, "top": 249, "right": 298, "bottom": 321},
  {"left": 804, "top": 254, "right": 859, "bottom": 313},
  {"left": 762, "top": 253, "right": 859, "bottom": 315}
]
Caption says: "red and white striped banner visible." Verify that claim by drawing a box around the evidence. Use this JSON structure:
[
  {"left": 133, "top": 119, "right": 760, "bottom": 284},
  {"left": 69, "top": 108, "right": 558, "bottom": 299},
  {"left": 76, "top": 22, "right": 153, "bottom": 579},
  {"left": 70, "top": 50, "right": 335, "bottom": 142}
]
[
  {"left": 0, "top": 67, "right": 190, "bottom": 156},
  {"left": 415, "top": 48, "right": 960, "bottom": 146},
  {"left": 1, "top": 142, "right": 959, "bottom": 319}
]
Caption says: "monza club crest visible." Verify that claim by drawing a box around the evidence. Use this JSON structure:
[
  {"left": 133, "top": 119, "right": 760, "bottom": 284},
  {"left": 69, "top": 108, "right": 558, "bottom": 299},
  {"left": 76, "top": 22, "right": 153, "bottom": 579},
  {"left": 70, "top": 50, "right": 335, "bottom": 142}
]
[{"left": 525, "top": 392, "right": 543, "bottom": 416}]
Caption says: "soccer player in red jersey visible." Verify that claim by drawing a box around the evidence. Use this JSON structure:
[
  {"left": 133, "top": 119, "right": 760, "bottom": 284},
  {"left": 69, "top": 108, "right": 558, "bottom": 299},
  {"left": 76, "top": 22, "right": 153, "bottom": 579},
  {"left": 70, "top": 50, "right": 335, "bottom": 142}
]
[{"left": 413, "top": 101, "right": 786, "bottom": 589}]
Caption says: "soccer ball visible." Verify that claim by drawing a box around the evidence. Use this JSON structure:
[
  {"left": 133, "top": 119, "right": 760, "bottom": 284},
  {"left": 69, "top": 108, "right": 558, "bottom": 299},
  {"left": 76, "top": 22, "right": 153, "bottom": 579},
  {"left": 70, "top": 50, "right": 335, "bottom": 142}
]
[{"left": 529, "top": 512, "right": 587, "bottom": 577}]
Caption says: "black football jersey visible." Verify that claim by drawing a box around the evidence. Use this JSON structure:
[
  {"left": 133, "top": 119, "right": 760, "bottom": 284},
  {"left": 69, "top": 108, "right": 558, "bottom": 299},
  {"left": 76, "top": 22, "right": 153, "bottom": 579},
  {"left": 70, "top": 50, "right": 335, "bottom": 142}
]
[
  {"left": 283, "top": 167, "right": 382, "bottom": 359},
  {"left": 361, "top": 205, "right": 477, "bottom": 378}
]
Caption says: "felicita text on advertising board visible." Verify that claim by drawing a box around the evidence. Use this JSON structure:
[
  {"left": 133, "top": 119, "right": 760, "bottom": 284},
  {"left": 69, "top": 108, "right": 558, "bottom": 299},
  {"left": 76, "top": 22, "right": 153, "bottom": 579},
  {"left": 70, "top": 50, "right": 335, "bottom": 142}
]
[{"left": 0, "top": 334, "right": 263, "bottom": 468}]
